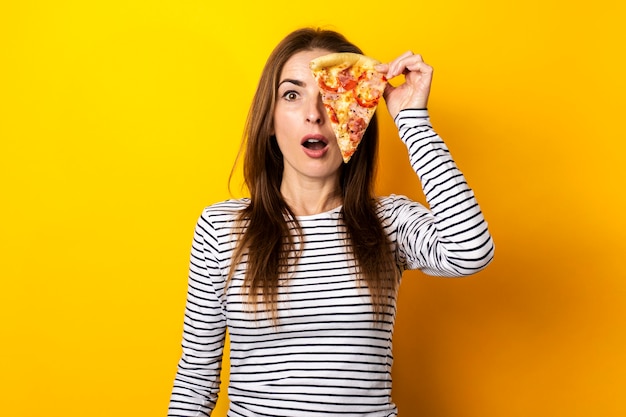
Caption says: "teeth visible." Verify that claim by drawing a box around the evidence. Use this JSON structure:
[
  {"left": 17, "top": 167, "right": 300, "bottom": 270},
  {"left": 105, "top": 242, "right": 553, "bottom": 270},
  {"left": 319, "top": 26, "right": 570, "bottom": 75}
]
[{"left": 303, "top": 138, "right": 325, "bottom": 150}]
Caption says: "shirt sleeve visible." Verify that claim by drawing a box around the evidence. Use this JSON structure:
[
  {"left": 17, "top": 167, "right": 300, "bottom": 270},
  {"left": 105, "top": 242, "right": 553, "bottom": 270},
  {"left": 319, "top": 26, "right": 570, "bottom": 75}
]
[
  {"left": 389, "top": 108, "right": 495, "bottom": 276},
  {"left": 168, "top": 212, "right": 228, "bottom": 416}
]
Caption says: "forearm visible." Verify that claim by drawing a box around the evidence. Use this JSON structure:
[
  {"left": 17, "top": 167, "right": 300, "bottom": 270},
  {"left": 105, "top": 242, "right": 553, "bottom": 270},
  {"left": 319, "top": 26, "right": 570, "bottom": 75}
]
[{"left": 396, "top": 108, "right": 494, "bottom": 275}]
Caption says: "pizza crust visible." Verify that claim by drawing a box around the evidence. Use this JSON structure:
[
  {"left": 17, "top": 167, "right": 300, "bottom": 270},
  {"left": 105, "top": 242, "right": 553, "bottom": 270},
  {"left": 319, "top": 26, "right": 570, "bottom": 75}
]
[{"left": 309, "top": 52, "right": 381, "bottom": 72}]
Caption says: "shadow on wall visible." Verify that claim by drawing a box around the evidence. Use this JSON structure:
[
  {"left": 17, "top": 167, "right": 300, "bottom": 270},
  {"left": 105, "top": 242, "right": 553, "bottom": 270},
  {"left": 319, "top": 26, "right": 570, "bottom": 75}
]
[{"left": 390, "top": 229, "right": 614, "bottom": 416}]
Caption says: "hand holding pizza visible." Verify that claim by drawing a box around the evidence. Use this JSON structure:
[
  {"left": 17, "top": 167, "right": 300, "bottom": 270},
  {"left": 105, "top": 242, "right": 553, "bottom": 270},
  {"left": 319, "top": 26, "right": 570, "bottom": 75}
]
[
  {"left": 375, "top": 52, "right": 433, "bottom": 119},
  {"left": 309, "top": 51, "right": 433, "bottom": 162}
]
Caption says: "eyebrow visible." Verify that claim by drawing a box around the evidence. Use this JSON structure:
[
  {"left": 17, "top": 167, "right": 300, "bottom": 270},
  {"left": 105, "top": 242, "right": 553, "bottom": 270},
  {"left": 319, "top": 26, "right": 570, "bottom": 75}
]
[{"left": 278, "top": 78, "right": 306, "bottom": 88}]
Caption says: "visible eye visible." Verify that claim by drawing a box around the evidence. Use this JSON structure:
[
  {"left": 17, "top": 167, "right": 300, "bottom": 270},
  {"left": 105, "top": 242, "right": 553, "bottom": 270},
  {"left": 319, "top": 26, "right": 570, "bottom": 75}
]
[{"left": 281, "top": 90, "right": 299, "bottom": 101}]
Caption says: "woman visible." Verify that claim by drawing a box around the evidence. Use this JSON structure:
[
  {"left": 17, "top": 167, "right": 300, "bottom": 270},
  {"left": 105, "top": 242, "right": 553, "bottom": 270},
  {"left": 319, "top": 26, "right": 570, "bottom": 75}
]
[{"left": 168, "top": 28, "right": 494, "bottom": 416}]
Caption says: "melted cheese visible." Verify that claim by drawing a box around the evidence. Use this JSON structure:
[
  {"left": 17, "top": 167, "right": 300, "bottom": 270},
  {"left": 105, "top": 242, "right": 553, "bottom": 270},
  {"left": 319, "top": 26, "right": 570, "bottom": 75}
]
[{"left": 312, "top": 61, "right": 386, "bottom": 163}]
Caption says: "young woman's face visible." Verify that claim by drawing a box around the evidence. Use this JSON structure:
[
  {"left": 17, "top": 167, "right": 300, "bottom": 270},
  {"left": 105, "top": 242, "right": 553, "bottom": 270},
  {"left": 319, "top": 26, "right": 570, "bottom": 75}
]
[{"left": 273, "top": 49, "right": 343, "bottom": 184}]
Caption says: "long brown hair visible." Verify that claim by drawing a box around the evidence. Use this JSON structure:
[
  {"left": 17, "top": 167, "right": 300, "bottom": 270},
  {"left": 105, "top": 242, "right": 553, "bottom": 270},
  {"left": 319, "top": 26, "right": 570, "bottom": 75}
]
[{"left": 229, "top": 28, "right": 399, "bottom": 322}]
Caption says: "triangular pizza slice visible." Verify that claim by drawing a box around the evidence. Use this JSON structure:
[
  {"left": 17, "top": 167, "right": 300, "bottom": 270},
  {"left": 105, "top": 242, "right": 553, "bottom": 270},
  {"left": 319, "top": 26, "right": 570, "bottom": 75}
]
[{"left": 310, "top": 52, "right": 387, "bottom": 163}]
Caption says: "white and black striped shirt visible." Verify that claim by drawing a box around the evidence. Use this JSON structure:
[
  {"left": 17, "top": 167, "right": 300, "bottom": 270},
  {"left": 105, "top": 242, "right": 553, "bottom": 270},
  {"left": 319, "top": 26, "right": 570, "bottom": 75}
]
[{"left": 168, "top": 109, "right": 495, "bottom": 417}]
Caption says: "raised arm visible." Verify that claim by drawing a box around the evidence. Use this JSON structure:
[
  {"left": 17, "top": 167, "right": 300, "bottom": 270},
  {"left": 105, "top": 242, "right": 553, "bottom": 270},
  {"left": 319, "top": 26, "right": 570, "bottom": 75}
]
[
  {"left": 377, "top": 53, "right": 494, "bottom": 276},
  {"left": 390, "top": 109, "right": 495, "bottom": 276}
]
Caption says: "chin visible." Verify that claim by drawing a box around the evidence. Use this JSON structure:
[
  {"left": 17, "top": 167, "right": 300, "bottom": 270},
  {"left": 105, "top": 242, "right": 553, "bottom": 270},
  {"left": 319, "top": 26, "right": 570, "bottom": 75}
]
[{"left": 305, "top": 161, "right": 342, "bottom": 179}]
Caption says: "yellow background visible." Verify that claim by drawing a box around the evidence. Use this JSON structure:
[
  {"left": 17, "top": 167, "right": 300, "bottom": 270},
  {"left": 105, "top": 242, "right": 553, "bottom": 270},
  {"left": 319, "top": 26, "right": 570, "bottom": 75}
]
[{"left": 2, "top": 1, "right": 625, "bottom": 416}]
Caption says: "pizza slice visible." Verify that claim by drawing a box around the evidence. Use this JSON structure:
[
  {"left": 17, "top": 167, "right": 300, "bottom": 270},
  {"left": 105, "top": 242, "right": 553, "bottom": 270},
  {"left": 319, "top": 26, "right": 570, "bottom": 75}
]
[{"left": 310, "top": 52, "right": 387, "bottom": 163}]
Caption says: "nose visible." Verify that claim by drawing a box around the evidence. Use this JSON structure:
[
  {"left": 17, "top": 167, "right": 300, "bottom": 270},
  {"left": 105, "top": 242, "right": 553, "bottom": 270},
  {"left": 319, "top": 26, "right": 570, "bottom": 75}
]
[{"left": 306, "top": 95, "right": 325, "bottom": 125}]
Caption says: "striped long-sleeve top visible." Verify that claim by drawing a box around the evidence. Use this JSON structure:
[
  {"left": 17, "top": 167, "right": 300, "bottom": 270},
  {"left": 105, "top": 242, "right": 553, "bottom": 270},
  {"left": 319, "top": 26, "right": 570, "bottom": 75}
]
[{"left": 168, "top": 109, "right": 495, "bottom": 417}]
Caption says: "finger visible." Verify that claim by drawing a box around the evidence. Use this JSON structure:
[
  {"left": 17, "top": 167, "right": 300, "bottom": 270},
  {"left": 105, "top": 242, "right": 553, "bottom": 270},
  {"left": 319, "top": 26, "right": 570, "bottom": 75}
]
[
  {"left": 381, "top": 82, "right": 396, "bottom": 101},
  {"left": 374, "top": 51, "right": 413, "bottom": 76},
  {"left": 401, "top": 55, "right": 430, "bottom": 72},
  {"left": 408, "top": 55, "right": 430, "bottom": 70},
  {"left": 387, "top": 52, "right": 430, "bottom": 80},
  {"left": 386, "top": 51, "right": 415, "bottom": 78},
  {"left": 374, "top": 62, "right": 389, "bottom": 74}
]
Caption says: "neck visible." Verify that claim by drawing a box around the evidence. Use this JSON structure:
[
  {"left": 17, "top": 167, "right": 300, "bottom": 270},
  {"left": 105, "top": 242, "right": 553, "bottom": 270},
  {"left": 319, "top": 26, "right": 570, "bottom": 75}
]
[{"left": 280, "top": 179, "right": 342, "bottom": 217}]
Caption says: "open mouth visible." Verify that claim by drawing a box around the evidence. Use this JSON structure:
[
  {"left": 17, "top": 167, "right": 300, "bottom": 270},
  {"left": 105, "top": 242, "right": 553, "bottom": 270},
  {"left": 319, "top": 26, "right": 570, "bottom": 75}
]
[{"left": 302, "top": 138, "right": 327, "bottom": 150}]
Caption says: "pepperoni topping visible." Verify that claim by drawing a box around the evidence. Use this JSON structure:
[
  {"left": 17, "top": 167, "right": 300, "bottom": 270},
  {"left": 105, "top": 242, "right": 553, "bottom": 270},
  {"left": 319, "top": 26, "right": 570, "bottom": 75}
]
[
  {"left": 354, "top": 88, "right": 381, "bottom": 108},
  {"left": 324, "top": 103, "right": 339, "bottom": 124},
  {"left": 315, "top": 68, "right": 341, "bottom": 92},
  {"left": 354, "top": 73, "right": 385, "bottom": 108},
  {"left": 317, "top": 77, "right": 338, "bottom": 92}
]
